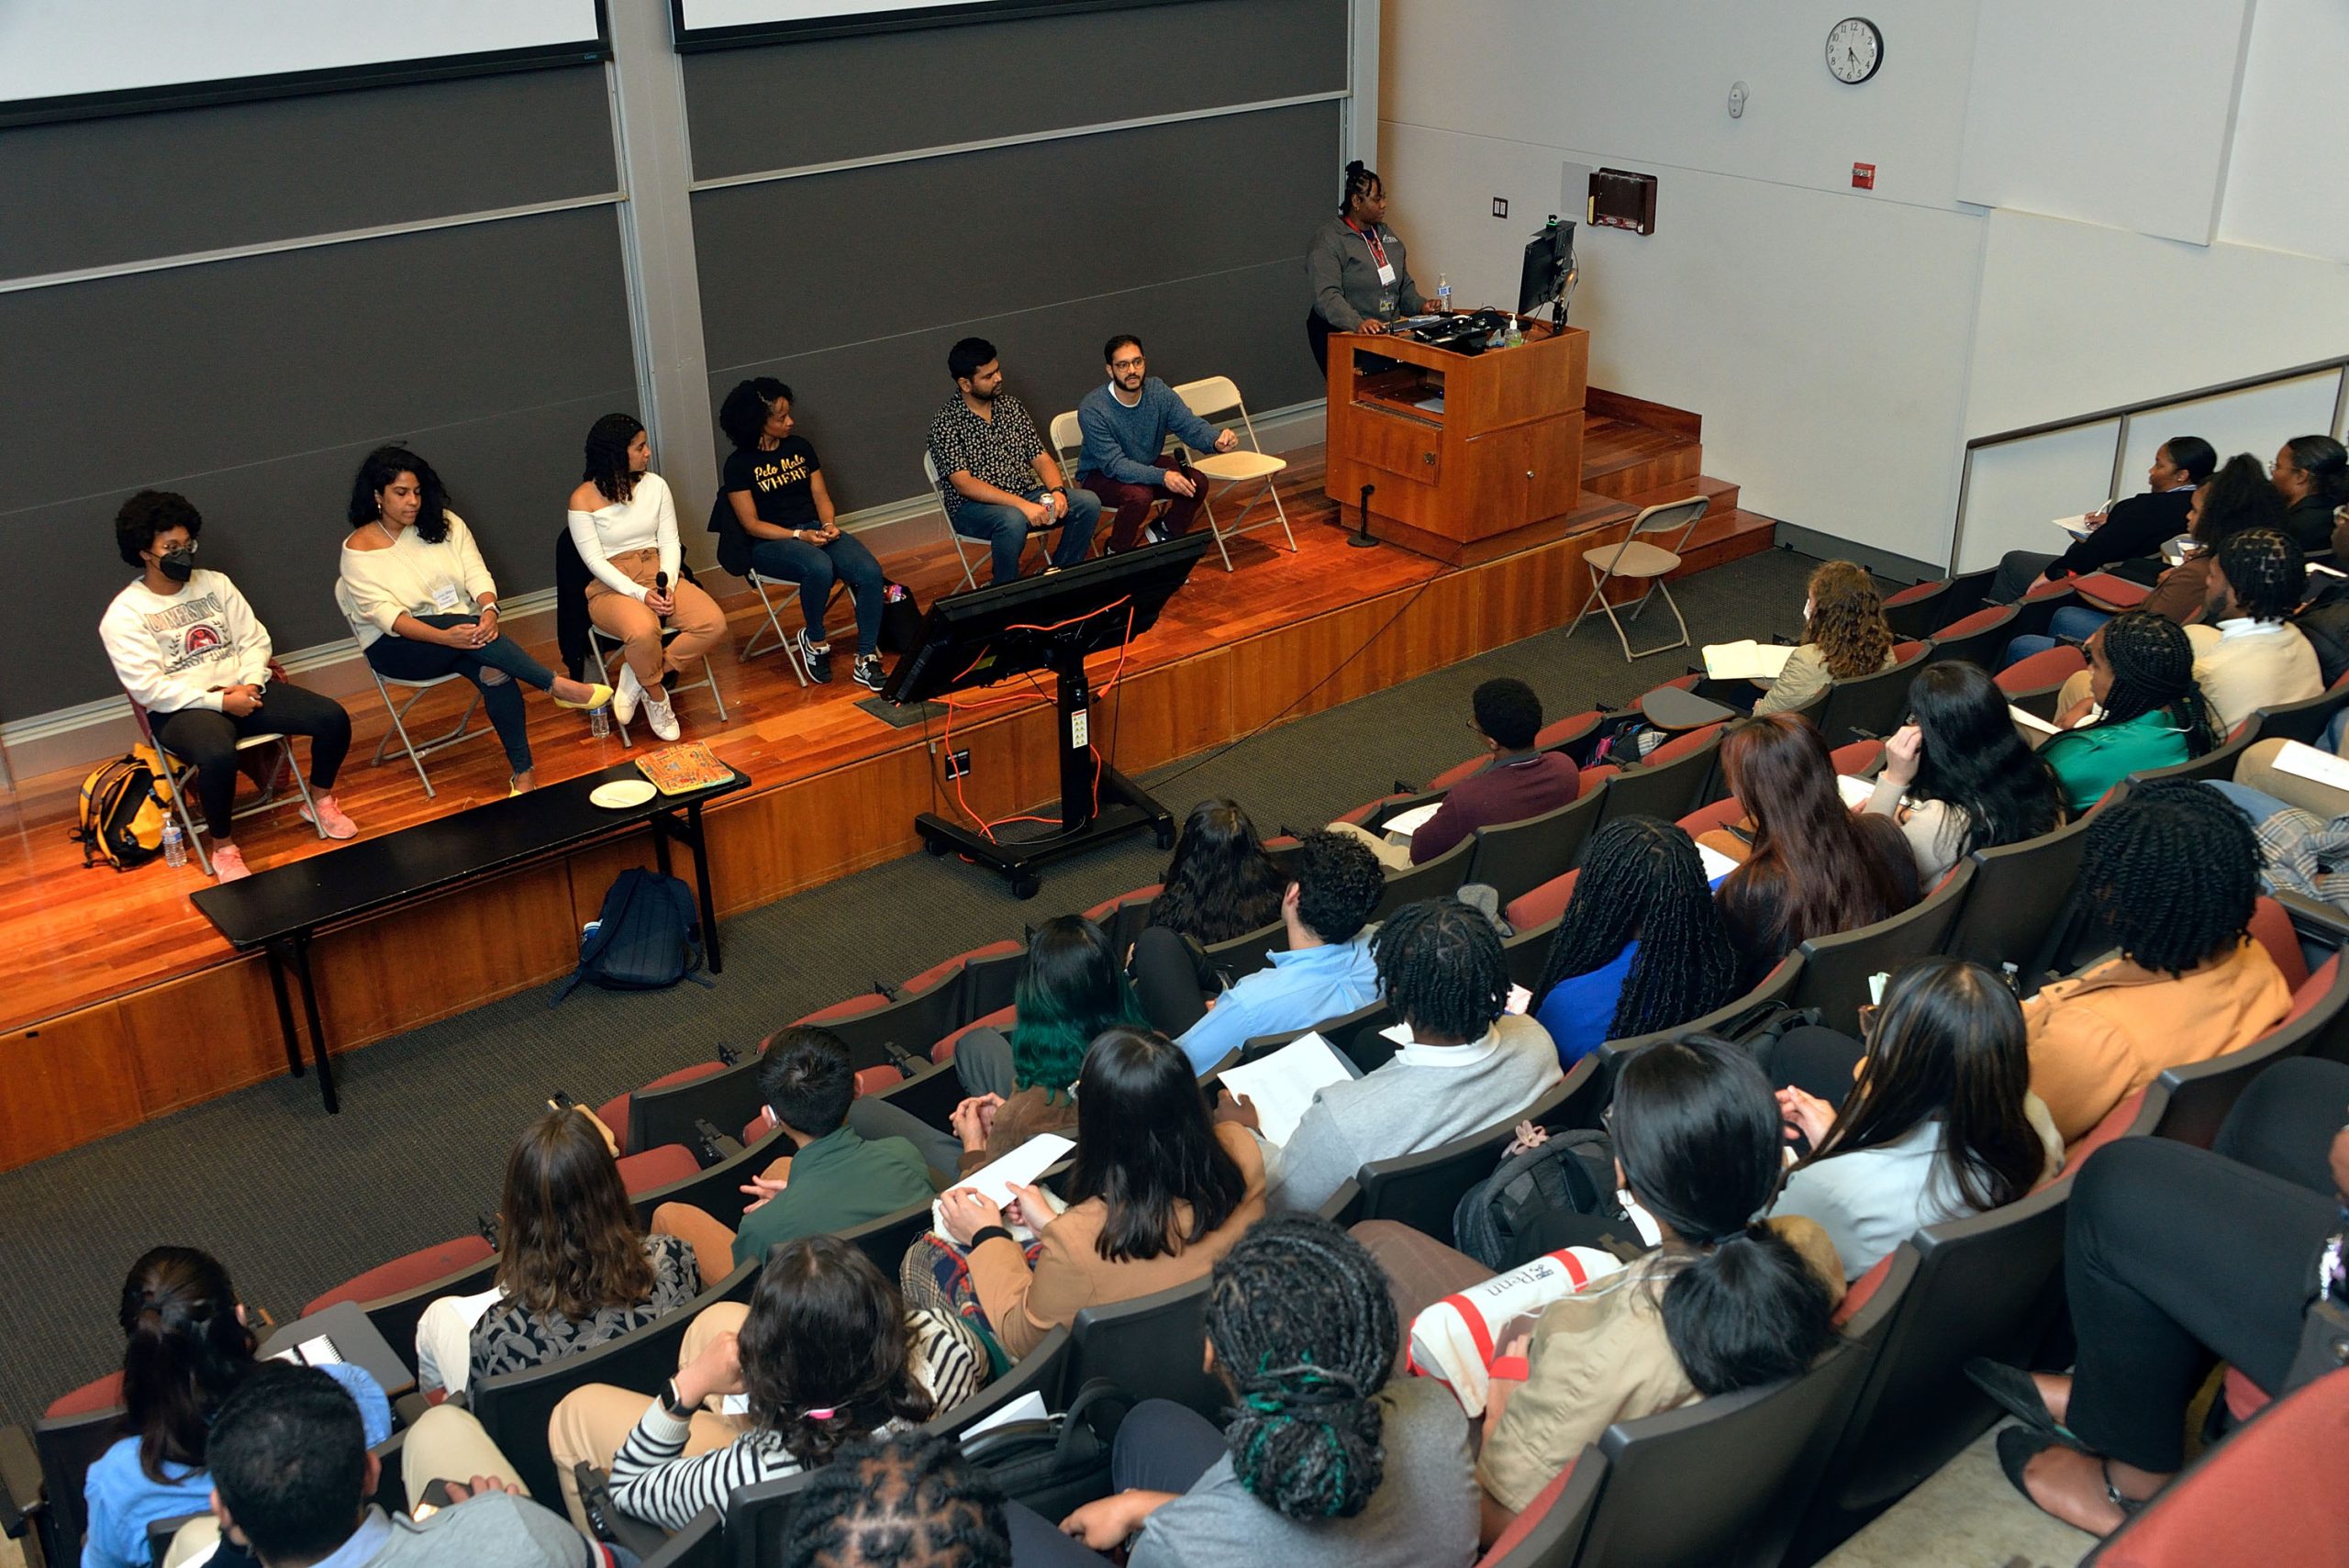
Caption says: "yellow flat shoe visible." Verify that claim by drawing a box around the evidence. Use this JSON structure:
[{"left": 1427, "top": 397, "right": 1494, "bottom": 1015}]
[{"left": 553, "top": 683, "right": 614, "bottom": 712}]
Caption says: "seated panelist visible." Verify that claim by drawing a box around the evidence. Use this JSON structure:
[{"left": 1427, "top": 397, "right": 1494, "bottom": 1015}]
[
  {"left": 100, "top": 490, "right": 358, "bottom": 881},
  {"left": 567, "top": 413, "right": 726, "bottom": 741},
  {"left": 927, "top": 337, "right": 1101, "bottom": 585},
  {"left": 1074, "top": 333, "right": 1239, "bottom": 553},
  {"left": 715, "top": 377, "right": 890, "bottom": 692},
  {"left": 340, "top": 444, "right": 611, "bottom": 796}
]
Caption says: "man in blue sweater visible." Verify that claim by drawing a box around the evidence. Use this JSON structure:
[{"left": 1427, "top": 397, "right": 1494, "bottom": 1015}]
[{"left": 1075, "top": 333, "right": 1241, "bottom": 551}]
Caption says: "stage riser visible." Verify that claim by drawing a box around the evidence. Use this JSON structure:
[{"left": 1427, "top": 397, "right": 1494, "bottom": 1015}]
[{"left": 1, "top": 512, "right": 1776, "bottom": 1170}]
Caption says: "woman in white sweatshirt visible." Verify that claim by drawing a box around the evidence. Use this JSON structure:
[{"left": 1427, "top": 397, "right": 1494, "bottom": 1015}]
[
  {"left": 339, "top": 446, "right": 610, "bottom": 795},
  {"left": 566, "top": 414, "right": 726, "bottom": 742},
  {"left": 99, "top": 491, "right": 357, "bottom": 881}
]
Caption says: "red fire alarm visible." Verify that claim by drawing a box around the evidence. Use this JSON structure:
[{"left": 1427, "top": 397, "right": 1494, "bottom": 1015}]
[{"left": 1852, "top": 161, "right": 1876, "bottom": 190}]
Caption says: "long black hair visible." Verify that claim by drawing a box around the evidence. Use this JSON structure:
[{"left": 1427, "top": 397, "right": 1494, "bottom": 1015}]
[
  {"left": 1534, "top": 817, "right": 1736, "bottom": 1040},
  {"left": 346, "top": 445, "right": 454, "bottom": 544},
  {"left": 2071, "top": 613, "right": 2220, "bottom": 756},
  {"left": 1064, "top": 1028, "right": 1248, "bottom": 1262},
  {"left": 1372, "top": 897, "right": 1509, "bottom": 1043},
  {"left": 1148, "top": 799, "right": 1287, "bottom": 946},
  {"left": 1611, "top": 1037, "right": 1836, "bottom": 1395},
  {"left": 582, "top": 412, "right": 646, "bottom": 506},
  {"left": 1205, "top": 1217, "right": 1397, "bottom": 1520},
  {"left": 1901, "top": 662, "right": 2065, "bottom": 859},
  {"left": 1796, "top": 958, "right": 2046, "bottom": 1215},
  {"left": 2084, "top": 780, "right": 2261, "bottom": 977},
  {"left": 117, "top": 1247, "right": 259, "bottom": 1481}
]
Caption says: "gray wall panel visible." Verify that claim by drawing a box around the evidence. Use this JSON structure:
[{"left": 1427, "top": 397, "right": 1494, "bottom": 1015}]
[
  {"left": 682, "top": 0, "right": 1345, "bottom": 180},
  {"left": 6, "top": 206, "right": 638, "bottom": 707},
  {"left": 702, "top": 255, "right": 1319, "bottom": 519},
  {"left": 0, "top": 66, "right": 618, "bottom": 280}
]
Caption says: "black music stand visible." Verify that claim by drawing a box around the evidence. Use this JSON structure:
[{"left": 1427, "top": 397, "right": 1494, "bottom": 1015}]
[{"left": 883, "top": 533, "right": 1212, "bottom": 898}]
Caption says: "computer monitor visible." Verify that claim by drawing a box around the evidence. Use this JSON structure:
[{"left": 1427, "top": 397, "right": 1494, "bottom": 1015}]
[{"left": 1517, "top": 218, "right": 1577, "bottom": 319}]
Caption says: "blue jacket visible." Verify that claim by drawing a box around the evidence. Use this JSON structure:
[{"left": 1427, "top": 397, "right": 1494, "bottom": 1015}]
[{"left": 1074, "top": 379, "right": 1223, "bottom": 488}]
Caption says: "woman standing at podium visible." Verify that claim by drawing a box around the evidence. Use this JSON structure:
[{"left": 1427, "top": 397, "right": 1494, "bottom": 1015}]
[{"left": 1305, "top": 160, "right": 1426, "bottom": 374}]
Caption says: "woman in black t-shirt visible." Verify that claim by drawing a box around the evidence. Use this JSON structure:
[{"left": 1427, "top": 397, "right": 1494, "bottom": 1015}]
[{"left": 717, "top": 379, "right": 892, "bottom": 691}]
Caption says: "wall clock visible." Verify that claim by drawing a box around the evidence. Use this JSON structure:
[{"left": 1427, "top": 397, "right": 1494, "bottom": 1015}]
[{"left": 1827, "top": 17, "right": 1883, "bottom": 83}]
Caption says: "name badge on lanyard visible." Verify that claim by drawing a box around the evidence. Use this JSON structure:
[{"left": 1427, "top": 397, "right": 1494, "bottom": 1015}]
[
  {"left": 1358, "top": 223, "right": 1397, "bottom": 286},
  {"left": 430, "top": 578, "right": 463, "bottom": 613}
]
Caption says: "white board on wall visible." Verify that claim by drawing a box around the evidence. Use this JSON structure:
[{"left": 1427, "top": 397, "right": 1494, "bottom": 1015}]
[{"left": 0, "top": 0, "right": 602, "bottom": 115}]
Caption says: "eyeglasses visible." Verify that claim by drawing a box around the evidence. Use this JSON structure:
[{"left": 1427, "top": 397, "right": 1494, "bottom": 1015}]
[{"left": 1109, "top": 357, "right": 1145, "bottom": 371}]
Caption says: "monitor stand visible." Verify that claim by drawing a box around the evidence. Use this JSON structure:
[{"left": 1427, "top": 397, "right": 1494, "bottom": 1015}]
[{"left": 913, "top": 639, "right": 1174, "bottom": 899}]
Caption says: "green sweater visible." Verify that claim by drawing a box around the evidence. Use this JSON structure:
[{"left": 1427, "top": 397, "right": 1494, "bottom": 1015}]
[
  {"left": 731, "top": 1126, "right": 936, "bottom": 1270},
  {"left": 2040, "top": 708, "right": 2190, "bottom": 812}
]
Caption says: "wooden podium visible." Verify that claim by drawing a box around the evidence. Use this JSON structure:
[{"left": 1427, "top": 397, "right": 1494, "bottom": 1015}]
[{"left": 1323, "top": 320, "right": 1589, "bottom": 564}]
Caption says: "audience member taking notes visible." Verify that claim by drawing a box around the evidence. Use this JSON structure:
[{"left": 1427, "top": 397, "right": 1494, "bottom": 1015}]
[
  {"left": 100, "top": 490, "right": 358, "bottom": 881},
  {"left": 2036, "top": 615, "right": 2219, "bottom": 814},
  {"left": 1327, "top": 679, "right": 1577, "bottom": 869},
  {"left": 1862, "top": 662, "right": 2065, "bottom": 885},
  {"left": 1987, "top": 436, "right": 2211, "bottom": 603}
]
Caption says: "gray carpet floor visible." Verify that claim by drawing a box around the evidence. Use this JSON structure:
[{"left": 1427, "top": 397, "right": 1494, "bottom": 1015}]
[{"left": 0, "top": 544, "right": 1828, "bottom": 1427}]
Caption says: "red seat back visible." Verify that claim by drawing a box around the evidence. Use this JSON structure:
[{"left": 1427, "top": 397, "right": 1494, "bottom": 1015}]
[
  {"left": 2074, "top": 573, "right": 2151, "bottom": 610},
  {"left": 616, "top": 1142, "right": 702, "bottom": 1195},
  {"left": 1505, "top": 869, "right": 1580, "bottom": 932},
  {"left": 2096, "top": 1368, "right": 2349, "bottom": 1566},
  {"left": 852, "top": 1064, "right": 904, "bottom": 1098},
  {"left": 2284, "top": 952, "right": 2341, "bottom": 1026},
  {"left": 1577, "top": 764, "right": 1617, "bottom": 797},
  {"left": 1646, "top": 721, "right": 1724, "bottom": 766},
  {"left": 1676, "top": 796, "right": 1744, "bottom": 839},
  {"left": 1830, "top": 739, "right": 1885, "bottom": 776},
  {"left": 46, "top": 1370, "right": 126, "bottom": 1419},
  {"left": 2054, "top": 1087, "right": 2149, "bottom": 1179},
  {"left": 1831, "top": 1252, "right": 1896, "bottom": 1329},
  {"left": 1931, "top": 605, "right": 2009, "bottom": 640},
  {"left": 304, "top": 1235, "right": 496, "bottom": 1318},
  {"left": 931, "top": 1004, "right": 1016, "bottom": 1064},
  {"left": 597, "top": 1061, "right": 729, "bottom": 1155},
  {"left": 2247, "top": 896, "right": 2309, "bottom": 994},
  {"left": 1997, "top": 644, "right": 2087, "bottom": 695}
]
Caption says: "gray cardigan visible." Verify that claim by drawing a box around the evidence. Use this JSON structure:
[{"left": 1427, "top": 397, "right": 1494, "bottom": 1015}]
[{"left": 1306, "top": 215, "right": 1425, "bottom": 330}]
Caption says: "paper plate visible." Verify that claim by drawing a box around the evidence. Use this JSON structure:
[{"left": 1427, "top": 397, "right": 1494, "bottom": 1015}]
[{"left": 590, "top": 779, "right": 657, "bottom": 810}]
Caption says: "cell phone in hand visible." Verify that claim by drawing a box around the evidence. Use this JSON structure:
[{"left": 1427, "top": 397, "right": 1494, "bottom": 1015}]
[{"left": 411, "top": 1478, "right": 456, "bottom": 1520}]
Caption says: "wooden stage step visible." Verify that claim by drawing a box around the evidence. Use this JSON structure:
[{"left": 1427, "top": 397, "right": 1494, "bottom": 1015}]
[{"left": 2, "top": 399, "right": 1768, "bottom": 1168}]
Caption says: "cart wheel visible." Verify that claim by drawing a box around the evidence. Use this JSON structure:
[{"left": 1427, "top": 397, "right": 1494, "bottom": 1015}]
[{"left": 1010, "top": 873, "right": 1041, "bottom": 900}]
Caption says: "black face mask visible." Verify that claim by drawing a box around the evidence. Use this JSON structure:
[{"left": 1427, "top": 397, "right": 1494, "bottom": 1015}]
[{"left": 157, "top": 547, "right": 195, "bottom": 584}]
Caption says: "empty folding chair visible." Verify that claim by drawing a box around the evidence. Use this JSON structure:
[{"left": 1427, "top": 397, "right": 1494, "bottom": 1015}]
[
  {"left": 1172, "top": 375, "right": 1298, "bottom": 571},
  {"left": 1566, "top": 496, "right": 1709, "bottom": 661}
]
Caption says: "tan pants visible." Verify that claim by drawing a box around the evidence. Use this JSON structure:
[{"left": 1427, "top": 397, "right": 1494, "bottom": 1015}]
[
  {"left": 2056, "top": 667, "right": 2095, "bottom": 715},
  {"left": 163, "top": 1406, "right": 529, "bottom": 1564},
  {"left": 651, "top": 1151, "right": 790, "bottom": 1285},
  {"left": 1325, "top": 817, "right": 1414, "bottom": 871},
  {"left": 546, "top": 1300, "right": 751, "bottom": 1533},
  {"left": 2236, "top": 737, "right": 2349, "bottom": 819},
  {"left": 585, "top": 547, "right": 726, "bottom": 686}
]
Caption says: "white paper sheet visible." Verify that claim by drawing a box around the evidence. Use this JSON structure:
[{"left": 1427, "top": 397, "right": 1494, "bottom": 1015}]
[
  {"left": 1701, "top": 639, "right": 1794, "bottom": 682},
  {"left": 1216, "top": 1033, "right": 1355, "bottom": 1145},
  {"left": 1698, "top": 843, "right": 1740, "bottom": 884},
  {"left": 1381, "top": 801, "right": 1443, "bottom": 840},
  {"left": 962, "top": 1391, "right": 1050, "bottom": 1439},
  {"left": 2009, "top": 704, "right": 2059, "bottom": 736},
  {"left": 2271, "top": 740, "right": 2349, "bottom": 795},
  {"left": 1836, "top": 774, "right": 1876, "bottom": 808},
  {"left": 1506, "top": 983, "right": 1532, "bottom": 1016},
  {"left": 2052, "top": 514, "right": 2097, "bottom": 539},
  {"left": 936, "top": 1133, "right": 1074, "bottom": 1242}
]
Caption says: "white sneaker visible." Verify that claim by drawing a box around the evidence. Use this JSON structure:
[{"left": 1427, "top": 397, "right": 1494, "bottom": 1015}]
[
  {"left": 612, "top": 663, "right": 643, "bottom": 726},
  {"left": 643, "top": 693, "right": 680, "bottom": 741}
]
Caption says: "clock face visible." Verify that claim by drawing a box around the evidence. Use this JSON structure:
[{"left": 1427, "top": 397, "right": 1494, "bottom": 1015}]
[{"left": 1827, "top": 17, "right": 1883, "bottom": 83}]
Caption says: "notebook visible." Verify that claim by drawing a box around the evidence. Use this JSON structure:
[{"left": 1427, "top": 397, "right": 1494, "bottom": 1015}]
[
  {"left": 936, "top": 1134, "right": 1074, "bottom": 1244},
  {"left": 1701, "top": 639, "right": 1794, "bottom": 682}
]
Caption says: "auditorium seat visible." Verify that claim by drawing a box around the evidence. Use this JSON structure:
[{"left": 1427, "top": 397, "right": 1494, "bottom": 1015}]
[
  {"left": 1996, "top": 643, "right": 2087, "bottom": 698},
  {"left": 1675, "top": 795, "right": 1743, "bottom": 840},
  {"left": 305, "top": 1237, "right": 496, "bottom": 1320},
  {"left": 1505, "top": 868, "right": 1578, "bottom": 932},
  {"left": 1066, "top": 1276, "right": 1222, "bottom": 1419},
  {"left": 1830, "top": 737, "right": 1886, "bottom": 776},
  {"left": 1942, "top": 814, "right": 2099, "bottom": 984},
  {"left": 2246, "top": 895, "right": 2310, "bottom": 992},
  {"left": 2147, "top": 957, "right": 2349, "bottom": 1150},
  {"left": 596, "top": 1059, "right": 736, "bottom": 1157},
  {"left": 2123, "top": 723, "right": 2258, "bottom": 787},
  {"left": 2073, "top": 571, "right": 2152, "bottom": 611},
  {"left": 1594, "top": 725, "right": 1722, "bottom": 826},
  {"left": 1369, "top": 835, "right": 1475, "bottom": 923},
  {"left": 952, "top": 939, "right": 1027, "bottom": 1022},
  {"left": 2061, "top": 1086, "right": 2155, "bottom": 1173},
  {"left": 1810, "top": 639, "right": 1930, "bottom": 746},
  {"left": 2242, "top": 682, "right": 2349, "bottom": 747},
  {"left": 787, "top": 967, "right": 963, "bottom": 1072},
  {"left": 1784, "top": 862, "right": 1976, "bottom": 1033},
  {"left": 1918, "top": 604, "right": 2016, "bottom": 671},
  {"left": 1477, "top": 1460, "right": 1594, "bottom": 1568},
  {"left": 1466, "top": 787, "right": 1607, "bottom": 905},
  {"left": 615, "top": 1142, "right": 703, "bottom": 1196},
  {"left": 930, "top": 1005, "right": 1015, "bottom": 1064},
  {"left": 1320, "top": 1069, "right": 1592, "bottom": 1234}
]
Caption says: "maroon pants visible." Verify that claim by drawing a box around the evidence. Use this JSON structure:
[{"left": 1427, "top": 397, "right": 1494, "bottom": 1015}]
[{"left": 1090, "top": 457, "right": 1207, "bottom": 551}]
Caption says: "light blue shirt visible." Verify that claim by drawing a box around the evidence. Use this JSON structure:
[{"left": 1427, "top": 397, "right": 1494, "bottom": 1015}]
[
  {"left": 81, "top": 1361, "right": 392, "bottom": 1568},
  {"left": 1174, "top": 934, "right": 1381, "bottom": 1075}
]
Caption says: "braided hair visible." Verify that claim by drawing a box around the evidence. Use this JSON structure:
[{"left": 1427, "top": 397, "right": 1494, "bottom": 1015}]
[
  {"left": 2082, "top": 780, "right": 2261, "bottom": 976},
  {"left": 779, "top": 1431, "right": 1009, "bottom": 1568},
  {"left": 1206, "top": 1216, "right": 1398, "bottom": 1520},
  {"left": 2214, "top": 528, "right": 2306, "bottom": 623},
  {"left": 1340, "top": 160, "right": 1383, "bottom": 217},
  {"left": 2078, "top": 612, "right": 2219, "bottom": 755},
  {"left": 1372, "top": 897, "right": 1509, "bottom": 1042},
  {"left": 1533, "top": 817, "right": 1737, "bottom": 1040}
]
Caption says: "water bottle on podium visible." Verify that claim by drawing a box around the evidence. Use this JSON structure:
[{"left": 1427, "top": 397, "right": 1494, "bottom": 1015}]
[{"left": 1435, "top": 273, "right": 1453, "bottom": 314}]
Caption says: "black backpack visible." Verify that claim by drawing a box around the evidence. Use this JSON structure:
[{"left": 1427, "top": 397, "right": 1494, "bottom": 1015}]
[
  {"left": 552, "top": 868, "right": 710, "bottom": 1003},
  {"left": 1451, "top": 1129, "right": 1627, "bottom": 1272}
]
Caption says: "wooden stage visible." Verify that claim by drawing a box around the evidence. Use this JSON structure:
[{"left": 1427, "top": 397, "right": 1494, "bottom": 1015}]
[{"left": 2, "top": 395, "right": 1772, "bottom": 1170}]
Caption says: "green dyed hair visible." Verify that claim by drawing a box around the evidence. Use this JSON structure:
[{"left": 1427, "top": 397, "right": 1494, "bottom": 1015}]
[{"left": 1007, "top": 917, "right": 1149, "bottom": 1092}]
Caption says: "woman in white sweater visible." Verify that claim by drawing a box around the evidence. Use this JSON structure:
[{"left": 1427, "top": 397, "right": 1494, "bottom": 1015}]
[
  {"left": 339, "top": 446, "right": 610, "bottom": 795},
  {"left": 567, "top": 414, "right": 725, "bottom": 742},
  {"left": 100, "top": 490, "right": 358, "bottom": 880}
]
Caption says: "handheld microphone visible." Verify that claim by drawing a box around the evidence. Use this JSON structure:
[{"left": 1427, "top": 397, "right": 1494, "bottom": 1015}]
[{"left": 653, "top": 570, "right": 671, "bottom": 617}]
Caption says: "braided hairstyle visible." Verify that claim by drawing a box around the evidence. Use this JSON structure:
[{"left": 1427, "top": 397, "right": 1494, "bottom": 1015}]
[
  {"left": 1533, "top": 817, "right": 1737, "bottom": 1040},
  {"left": 1340, "top": 160, "right": 1383, "bottom": 218},
  {"left": 2213, "top": 528, "right": 2306, "bottom": 623},
  {"left": 2082, "top": 780, "right": 2261, "bottom": 976},
  {"left": 2078, "top": 612, "right": 2219, "bottom": 755},
  {"left": 1372, "top": 896, "right": 1509, "bottom": 1042},
  {"left": 779, "top": 1431, "right": 1009, "bottom": 1568},
  {"left": 1205, "top": 1216, "right": 1398, "bottom": 1520}
]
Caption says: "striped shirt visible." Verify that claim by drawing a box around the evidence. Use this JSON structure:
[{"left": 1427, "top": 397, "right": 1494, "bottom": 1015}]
[{"left": 606, "top": 1309, "right": 985, "bottom": 1529}]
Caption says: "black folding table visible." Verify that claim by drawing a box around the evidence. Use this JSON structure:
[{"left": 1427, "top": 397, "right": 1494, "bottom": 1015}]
[{"left": 191, "top": 762, "right": 748, "bottom": 1113}]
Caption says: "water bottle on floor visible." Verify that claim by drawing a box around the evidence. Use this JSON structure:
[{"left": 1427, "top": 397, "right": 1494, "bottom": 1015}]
[
  {"left": 161, "top": 819, "right": 186, "bottom": 868},
  {"left": 590, "top": 703, "right": 610, "bottom": 740}
]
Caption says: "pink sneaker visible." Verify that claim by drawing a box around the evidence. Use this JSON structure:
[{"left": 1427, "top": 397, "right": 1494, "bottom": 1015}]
[
  {"left": 303, "top": 794, "right": 359, "bottom": 840},
  {"left": 211, "top": 842, "right": 251, "bottom": 882}
]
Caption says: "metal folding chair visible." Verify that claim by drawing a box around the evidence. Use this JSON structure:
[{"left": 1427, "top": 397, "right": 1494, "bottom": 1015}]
[
  {"left": 1567, "top": 495, "right": 1711, "bottom": 661},
  {"left": 124, "top": 688, "right": 321, "bottom": 875},
  {"left": 738, "top": 572, "right": 817, "bottom": 685},
  {"left": 1173, "top": 375, "right": 1297, "bottom": 572},
  {"left": 924, "top": 450, "right": 983, "bottom": 592},
  {"left": 587, "top": 623, "right": 729, "bottom": 748}
]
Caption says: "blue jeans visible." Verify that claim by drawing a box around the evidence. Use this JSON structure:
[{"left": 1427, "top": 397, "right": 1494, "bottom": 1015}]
[
  {"left": 747, "top": 530, "right": 887, "bottom": 655},
  {"left": 950, "top": 486, "right": 1102, "bottom": 584},
  {"left": 2002, "top": 605, "right": 2115, "bottom": 668},
  {"left": 363, "top": 612, "right": 555, "bottom": 773}
]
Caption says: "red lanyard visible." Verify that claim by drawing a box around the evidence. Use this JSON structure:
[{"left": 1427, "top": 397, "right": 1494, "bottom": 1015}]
[{"left": 1349, "top": 219, "right": 1389, "bottom": 269}]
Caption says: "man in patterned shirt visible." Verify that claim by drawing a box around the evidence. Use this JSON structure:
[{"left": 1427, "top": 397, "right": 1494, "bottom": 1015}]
[{"left": 927, "top": 337, "right": 1100, "bottom": 584}]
